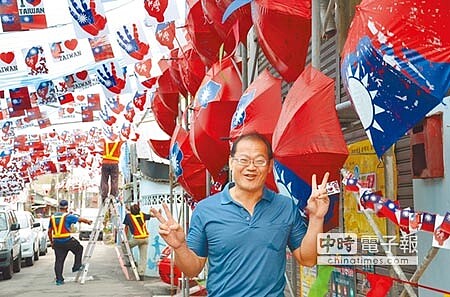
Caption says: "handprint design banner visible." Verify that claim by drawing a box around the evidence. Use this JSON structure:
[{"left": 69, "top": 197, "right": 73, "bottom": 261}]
[
  {"left": 95, "top": 61, "right": 129, "bottom": 96},
  {"left": 68, "top": 0, "right": 109, "bottom": 39},
  {"left": 115, "top": 22, "right": 150, "bottom": 64}
]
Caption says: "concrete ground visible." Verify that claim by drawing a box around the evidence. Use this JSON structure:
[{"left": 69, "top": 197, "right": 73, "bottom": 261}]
[{"left": 0, "top": 238, "right": 178, "bottom": 297}]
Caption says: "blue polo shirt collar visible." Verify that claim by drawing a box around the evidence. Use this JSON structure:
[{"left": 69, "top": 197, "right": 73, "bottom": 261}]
[{"left": 220, "top": 182, "right": 275, "bottom": 204}]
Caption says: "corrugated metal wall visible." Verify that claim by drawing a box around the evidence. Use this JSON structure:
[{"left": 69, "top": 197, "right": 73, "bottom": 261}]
[{"left": 255, "top": 28, "right": 415, "bottom": 296}]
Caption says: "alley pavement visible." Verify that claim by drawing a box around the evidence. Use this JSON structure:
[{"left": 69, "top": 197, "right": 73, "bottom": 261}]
[{"left": 0, "top": 236, "right": 176, "bottom": 297}]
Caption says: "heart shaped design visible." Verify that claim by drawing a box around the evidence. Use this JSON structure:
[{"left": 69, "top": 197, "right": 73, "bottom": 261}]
[
  {"left": 66, "top": 107, "right": 75, "bottom": 114},
  {"left": 0, "top": 52, "right": 15, "bottom": 64},
  {"left": 26, "top": 0, "right": 41, "bottom": 7},
  {"left": 76, "top": 70, "right": 88, "bottom": 81},
  {"left": 134, "top": 59, "right": 152, "bottom": 78},
  {"left": 64, "top": 39, "right": 78, "bottom": 51},
  {"left": 76, "top": 95, "right": 85, "bottom": 101}
]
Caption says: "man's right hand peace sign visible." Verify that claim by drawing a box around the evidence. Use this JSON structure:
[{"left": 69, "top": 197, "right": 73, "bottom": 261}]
[{"left": 150, "top": 203, "right": 186, "bottom": 250}]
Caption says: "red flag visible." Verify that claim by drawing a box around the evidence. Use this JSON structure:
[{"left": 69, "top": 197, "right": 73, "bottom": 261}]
[
  {"left": 366, "top": 273, "right": 393, "bottom": 297},
  {"left": 9, "top": 87, "right": 31, "bottom": 117}
]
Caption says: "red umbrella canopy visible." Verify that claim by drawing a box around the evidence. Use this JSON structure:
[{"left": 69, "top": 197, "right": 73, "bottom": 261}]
[
  {"left": 341, "top": 0, "right": 450, "bottom": 157},
  {"left": 148, "top": 138, "right": 171, "bottom": 159},
  {"left": 186, "top": 0, "right": 235, "bottom": 67},
  {"left": 178, "top": 44, "right": 206, "bottom": 96},
  {"left": 157, "top": 68, "right": 180, "bottom": 114},
  {"left": 190, "top": 56, "right": 242, "bottom": 180},
  {"left": 201, "top": 0, "right": 252, "bottom": 44},
  {"left": 229, "top": 69, "right": 282, "bottom": 192},
  {"left": 170, "top": 125, "right": 207, "bottom": 202},
  {"left": 229, "top": 69, "right": 282, "bottom": 142},
  {"left": 167, "top": 49, "right": 189, "bottom": 99},
  {"left": 272, "top": 65, "right": 349, "bottom": 231},
  {"left": 251, "top": 0, "right": 311, "bottom": 82},
  {"left": 151, "top": 91, "right": 177, "bottom": 136}
]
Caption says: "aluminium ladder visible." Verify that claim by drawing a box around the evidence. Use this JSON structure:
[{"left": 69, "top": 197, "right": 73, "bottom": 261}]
[{"left": 75, "top": 195, "right": 140, "bottom": 284}]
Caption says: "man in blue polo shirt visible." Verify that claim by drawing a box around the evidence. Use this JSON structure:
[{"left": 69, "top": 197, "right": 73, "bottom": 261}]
[{"left": 152, "top": 133, "right": 330, "bottom": 296}]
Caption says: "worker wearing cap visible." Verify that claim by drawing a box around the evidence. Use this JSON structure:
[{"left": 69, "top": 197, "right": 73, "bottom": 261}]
[{"left": 48, "top": 199, "right": 93, "bottom": 286}]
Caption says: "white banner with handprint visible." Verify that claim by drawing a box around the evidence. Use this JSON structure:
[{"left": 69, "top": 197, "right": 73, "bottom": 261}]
[
  {"left": 114, "top": 22, "right": 151, "bottom": 64},
  {"left": 94, "top": 60, "right": 130, "bottom": 96},
  {"left": 68, "top": 0, "right": 109, "bottom": 39}
]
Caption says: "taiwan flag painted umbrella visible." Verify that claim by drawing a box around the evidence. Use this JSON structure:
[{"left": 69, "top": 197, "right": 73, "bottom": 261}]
[
  {"left": 148, "top": 138, "right": 171, "bottom": 159},
  {"left": 250, "top": 0, "right": 311, "bottom": 82},
  {"left": 342, "top": 0, "right": 450, "bottom": 157},
  {"left": 229, "top": 69, "right": 282, "bottom": 191},
  {"left": 157, "top": 68, "right": 180, "bottom": 114},
  {"left": 272, "top": 65, "right": 349, "bottom": 231},
  {"left": 151, "top": 92, "right": 177, "bottom": 136},
  {"left": 170, "top": 125, "right": 207, "bottom": 202},
  {"left": 186, "top": 0, "right": 235, "bottom": 67},
  {"left": 178, "top": 44, "right": 206, "bottom": 96},
  {"left": 190, "top": 56, "right": 242, "bottom": 180},
  {"left": 201, "top": 0, "right": 252, "bottom": 44},
  {"left": 168, "top": 49, "right": 189, "bottom": 99}
]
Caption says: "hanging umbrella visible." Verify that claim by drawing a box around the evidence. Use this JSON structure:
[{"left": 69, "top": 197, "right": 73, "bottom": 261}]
[
  {"left": 151, "top": 92, "right": 177, "bottom": 136},
  {"left": 201, "top": 0, "right": 252, "bottom": 44},
  {"left": 157, "top": 68, "right": 180, "bottom": 114},
  {"left": 167, "top": 48, "right": 189, "bottom": 99},
  {"left": 185, "top": 0, "right": 235, "bottom": 67},
  {"left": 190, "top": 56, "right": 242, "bottom": 180},
  {"left": 341, "top": 0, "right": 450, "bottom": 157},
  {"left": 170, "top": 125, "right": 207, "bottom": 202},
  {"left": 272, "top": 65, "right": 349, "bottom": 231},
  {"left": 148, "top": 138, "right": 171, "bottom": 159},
  {"left": 178, "top": 43, "right": 206, "bottom": 96},
  {"left": 229, "top": 69, "right": 282, "bottom": 191},
  {"left": 251, "top": 0, "right": 311, "bottom": 82}
]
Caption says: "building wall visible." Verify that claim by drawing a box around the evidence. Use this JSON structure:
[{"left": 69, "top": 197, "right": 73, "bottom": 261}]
[{"left": 413, "top": 101, "right": 450, "bottom": 297}]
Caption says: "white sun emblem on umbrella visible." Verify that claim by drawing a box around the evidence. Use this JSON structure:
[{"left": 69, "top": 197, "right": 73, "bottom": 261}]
[{"left": 346, "top": 64, "right": 386, "bottom": 145}]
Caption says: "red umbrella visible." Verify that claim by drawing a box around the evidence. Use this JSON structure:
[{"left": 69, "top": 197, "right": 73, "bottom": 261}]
[
  {"left": 252, "top": 0, "right": 311, "bottom": 82},
  {"left": 178, "top": 44, "right": 206, "bottom": 96},
  {"left": 157, "top": 68, "right": 180, "bottom": 114},
  {"left": 229, "top": 69, "right": 282, "bottom": 191},
  {"left": 185, "top": 0, "right": 235, "bottom": 67},
  {"left": 272, "top": 65, "right": 349, "bottom": 231},
  {"left": 151, "top": 92, "right": 177, "bottom": 136},
  {"left": 190, "top": 56, "right": 242, "bottom": 180},
  {"left": 170, "top": 125, "right": 207, "bottom": 202},
  {"left": 148, "top": 138, "right": 171, "bottom": 159},
  {"left": 201, "top": 0, "right": 252, "bottom": 44},
  {"left": 167, "top": 49, "right": 189, "bottom": 98},
  {"left": 229, "top": 69, "right": 282, "bottom": 142}
]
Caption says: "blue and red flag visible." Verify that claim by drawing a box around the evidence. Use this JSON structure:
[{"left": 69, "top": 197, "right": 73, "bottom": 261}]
[{"left": 342, "top": 0, "right": 450, "bottom": 157}]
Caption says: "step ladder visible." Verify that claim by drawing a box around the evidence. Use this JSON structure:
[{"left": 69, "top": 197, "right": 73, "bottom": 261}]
[{"left": 75, "top": 195, "right": 140, "bottom": 284}]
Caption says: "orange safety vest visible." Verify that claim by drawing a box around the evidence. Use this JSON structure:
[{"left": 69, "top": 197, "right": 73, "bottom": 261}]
[
  {"left": 51, "top": 214, "right": 71, "bottom": 239},
  {"left": 102, "top": 141, "right": 123, "bottom": 162},
  {"left": 130, "top": 212, "right": 149, "bottom": 239}
]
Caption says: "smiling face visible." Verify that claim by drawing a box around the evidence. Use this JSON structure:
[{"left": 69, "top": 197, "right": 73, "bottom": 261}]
[{"left": 229, "top": 136, "right": 273, "bottom": 196}]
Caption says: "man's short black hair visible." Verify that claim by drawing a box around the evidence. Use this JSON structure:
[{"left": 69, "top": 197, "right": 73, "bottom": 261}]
[{"left": 230, "top": 132, "right": 273, "bottom": 159}]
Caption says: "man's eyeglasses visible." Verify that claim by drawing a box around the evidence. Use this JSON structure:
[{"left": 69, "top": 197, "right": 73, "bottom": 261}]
[{"left": 232, "top": 157, "right": 268, "bottom": 167}]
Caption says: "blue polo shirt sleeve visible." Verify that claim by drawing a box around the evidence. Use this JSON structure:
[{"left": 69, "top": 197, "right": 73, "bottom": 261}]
[
  {"left": 65, "top": 214, "right": 79, "bottom": 226},
  {"left": 287, "top": 203, "right": 308, "bottom": 251},
  {"left": 186, "top": 208, "right": 208, "bottom": 258}
]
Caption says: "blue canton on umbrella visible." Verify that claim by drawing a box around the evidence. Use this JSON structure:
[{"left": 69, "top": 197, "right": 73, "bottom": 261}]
[
  {"left": 196, "top": 80, "right": 221, "bottom": 108},
  {"left": 230, "top": 89, "right": 255, "bottom": 130},
  {"left": 169, "top": 142, "right": 183, "bottom": 178},
  {"left": 342, "top": 37, "right": 444, "bottom": 157}
]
